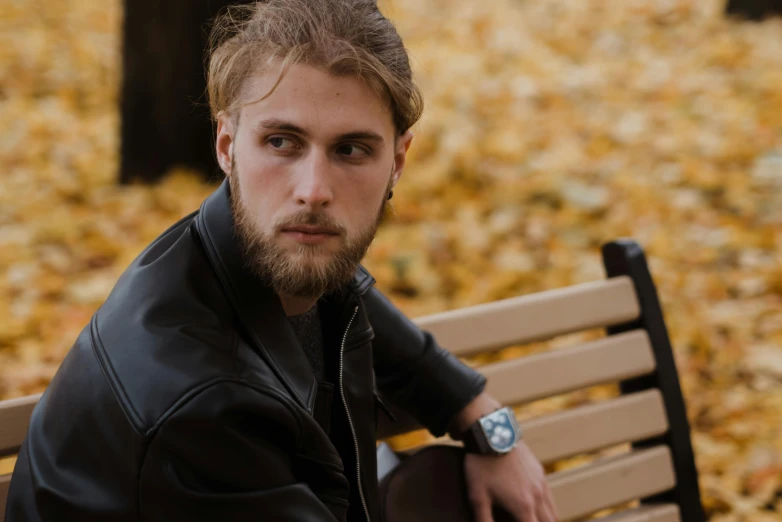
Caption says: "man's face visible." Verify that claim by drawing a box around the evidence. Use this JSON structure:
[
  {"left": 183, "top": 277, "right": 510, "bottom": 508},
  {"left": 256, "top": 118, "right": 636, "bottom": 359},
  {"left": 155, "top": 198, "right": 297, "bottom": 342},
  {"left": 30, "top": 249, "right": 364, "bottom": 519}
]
[{"left": 215, "top": 63, "right": 413, "bottom": 299}]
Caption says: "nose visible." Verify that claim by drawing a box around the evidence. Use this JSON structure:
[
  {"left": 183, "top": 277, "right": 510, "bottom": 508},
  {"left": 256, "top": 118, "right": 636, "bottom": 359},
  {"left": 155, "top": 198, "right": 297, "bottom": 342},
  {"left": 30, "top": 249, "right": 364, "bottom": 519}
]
[{"left": 292, "top": 151, "right": 334, "bottom": 209}]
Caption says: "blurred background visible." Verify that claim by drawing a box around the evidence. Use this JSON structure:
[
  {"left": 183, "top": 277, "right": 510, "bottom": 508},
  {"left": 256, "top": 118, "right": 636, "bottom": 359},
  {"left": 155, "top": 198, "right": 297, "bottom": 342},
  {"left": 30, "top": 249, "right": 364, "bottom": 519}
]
[{"left": 1, "top": 0, "right": 781, "bottom": 519}]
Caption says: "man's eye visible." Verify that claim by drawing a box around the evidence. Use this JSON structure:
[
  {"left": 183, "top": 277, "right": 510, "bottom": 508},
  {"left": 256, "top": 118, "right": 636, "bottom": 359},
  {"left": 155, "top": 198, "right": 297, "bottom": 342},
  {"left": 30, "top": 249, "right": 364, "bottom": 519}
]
[
  {"left": 336, "top": 144, "right": 369, "bottom": 158},
  {"left": 268, "top": 137, "right": 297, "bottom": 150}
]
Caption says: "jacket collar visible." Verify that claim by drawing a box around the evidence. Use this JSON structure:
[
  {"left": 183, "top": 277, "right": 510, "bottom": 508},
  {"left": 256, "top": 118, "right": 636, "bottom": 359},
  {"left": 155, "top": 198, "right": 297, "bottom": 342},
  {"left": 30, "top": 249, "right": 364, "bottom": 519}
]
[{"left": 194, "top": 179, "right": 375, "bottom": 412}]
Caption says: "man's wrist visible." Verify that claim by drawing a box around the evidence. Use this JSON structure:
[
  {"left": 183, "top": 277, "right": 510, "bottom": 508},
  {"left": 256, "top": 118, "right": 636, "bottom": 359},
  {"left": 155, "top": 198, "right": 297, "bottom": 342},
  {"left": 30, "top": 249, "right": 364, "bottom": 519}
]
[{"left": 447, "top": 391, "right": 503, "bottom": 440}]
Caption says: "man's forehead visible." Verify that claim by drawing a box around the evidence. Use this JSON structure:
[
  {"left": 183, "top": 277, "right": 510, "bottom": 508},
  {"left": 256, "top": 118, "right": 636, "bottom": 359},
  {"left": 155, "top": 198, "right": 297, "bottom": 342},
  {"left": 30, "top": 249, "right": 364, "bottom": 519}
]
[{"left": 238, "top": 64, "right": 395, "bottom": 139}]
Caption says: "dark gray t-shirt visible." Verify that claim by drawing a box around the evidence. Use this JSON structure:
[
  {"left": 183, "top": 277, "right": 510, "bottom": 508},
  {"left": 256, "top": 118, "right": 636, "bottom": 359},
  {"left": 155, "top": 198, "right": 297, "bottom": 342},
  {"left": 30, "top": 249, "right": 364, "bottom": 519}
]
[{"left": 287, "top": 303, "right": 325, "bottom": 382}]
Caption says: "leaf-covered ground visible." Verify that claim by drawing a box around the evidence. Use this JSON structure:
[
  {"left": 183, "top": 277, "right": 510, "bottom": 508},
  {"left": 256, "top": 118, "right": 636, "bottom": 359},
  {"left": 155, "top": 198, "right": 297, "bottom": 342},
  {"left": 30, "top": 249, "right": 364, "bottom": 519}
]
[{"left": 1, "top": 0, "right": 781, "bottom": 519}]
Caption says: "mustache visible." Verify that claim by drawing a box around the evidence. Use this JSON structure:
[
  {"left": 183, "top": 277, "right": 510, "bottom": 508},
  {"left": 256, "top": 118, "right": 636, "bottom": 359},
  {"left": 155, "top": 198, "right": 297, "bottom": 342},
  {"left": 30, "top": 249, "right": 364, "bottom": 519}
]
[{"left": 275, "top": 212, "right": 346, "bottom": 235}]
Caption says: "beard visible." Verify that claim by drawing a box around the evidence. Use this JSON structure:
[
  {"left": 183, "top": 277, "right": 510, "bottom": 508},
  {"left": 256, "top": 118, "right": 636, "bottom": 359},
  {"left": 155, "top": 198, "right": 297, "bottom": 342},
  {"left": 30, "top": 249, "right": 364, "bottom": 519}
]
[{"left": 228, "top": 162, "right": 391, "bottom": 299}]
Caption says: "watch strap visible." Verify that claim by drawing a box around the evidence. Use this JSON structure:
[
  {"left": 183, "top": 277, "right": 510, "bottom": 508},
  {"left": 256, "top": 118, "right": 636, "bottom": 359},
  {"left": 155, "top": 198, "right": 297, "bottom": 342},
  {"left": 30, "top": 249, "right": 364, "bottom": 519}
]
[{"left": 461, "top": 418, "right": 492, "bottom": 455}]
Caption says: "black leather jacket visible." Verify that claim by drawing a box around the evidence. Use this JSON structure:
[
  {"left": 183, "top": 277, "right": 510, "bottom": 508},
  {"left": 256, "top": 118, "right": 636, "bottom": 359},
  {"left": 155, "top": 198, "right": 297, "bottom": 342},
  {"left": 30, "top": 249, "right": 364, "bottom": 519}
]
[{"left": 6, "top": 180, "right": 486, "bottom": 522}]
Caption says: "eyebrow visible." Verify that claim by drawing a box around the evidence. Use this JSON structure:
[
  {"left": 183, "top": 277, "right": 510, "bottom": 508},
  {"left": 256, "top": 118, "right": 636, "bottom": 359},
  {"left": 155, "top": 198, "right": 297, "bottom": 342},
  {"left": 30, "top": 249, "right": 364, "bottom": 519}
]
[{"left": 253, "top": 118, "right": 385, "bottom": 144}]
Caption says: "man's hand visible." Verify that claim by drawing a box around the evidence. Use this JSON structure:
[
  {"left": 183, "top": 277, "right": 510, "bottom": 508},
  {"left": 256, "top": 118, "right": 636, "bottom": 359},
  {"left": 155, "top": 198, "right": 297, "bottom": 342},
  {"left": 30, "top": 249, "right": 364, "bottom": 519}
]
[
  {"left": 448, "top": 392, "right": 558, "bottom": 521},
  {"left": 464, "top": 441, "right": 558, "bottom": 522}
]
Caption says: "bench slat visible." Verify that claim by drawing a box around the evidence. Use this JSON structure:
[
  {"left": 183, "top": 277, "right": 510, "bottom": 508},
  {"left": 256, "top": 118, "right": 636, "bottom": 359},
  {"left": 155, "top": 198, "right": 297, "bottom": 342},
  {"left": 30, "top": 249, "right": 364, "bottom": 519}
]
[
  {"left": 549, "top": 446, "right": 676, "bottom": 521},
  {"left": 1, "top": 473, "right": 10, "bottom": 521},
  {"left": 595, "top": 504, "right": 681, "bottom": 522},
  {"left": 0, "top": 394, "right": 40, "bottom": 457},
  {"left": 377, "top": 330, "right": 656, "bottom": 439},
  {"left": 524, "top": 389, "right": 668, "bottom": 464},
  {"left": 483, "top": 330, "right": 655, "bottom": 405},
  {"left": 414, "top": 276, "right": 640, "bottom": 356}
]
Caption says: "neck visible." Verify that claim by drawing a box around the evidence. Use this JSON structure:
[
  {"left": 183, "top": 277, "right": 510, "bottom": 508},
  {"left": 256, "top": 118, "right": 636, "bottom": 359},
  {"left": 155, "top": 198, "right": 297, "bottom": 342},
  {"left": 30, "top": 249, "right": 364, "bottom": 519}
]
[{"left": 279, "top": 294, "right": 320, "bottom": 317}]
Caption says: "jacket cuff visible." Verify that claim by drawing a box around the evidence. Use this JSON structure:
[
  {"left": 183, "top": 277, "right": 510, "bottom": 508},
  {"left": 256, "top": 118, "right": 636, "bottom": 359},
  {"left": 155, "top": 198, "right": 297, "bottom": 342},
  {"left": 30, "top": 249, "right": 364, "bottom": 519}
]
[
  {"left": 424, "top": 346, "right": 488, "bottom": 437},
  {"left": 380, "top": 332, "right": 487, "bottom": 438}
]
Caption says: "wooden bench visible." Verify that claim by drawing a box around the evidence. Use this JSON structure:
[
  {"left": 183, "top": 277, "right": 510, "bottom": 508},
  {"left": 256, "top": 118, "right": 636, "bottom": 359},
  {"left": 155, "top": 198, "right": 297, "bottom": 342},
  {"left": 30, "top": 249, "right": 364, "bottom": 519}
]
[{"left": 0, "top": 239, "right": 705, "bottom": 521}]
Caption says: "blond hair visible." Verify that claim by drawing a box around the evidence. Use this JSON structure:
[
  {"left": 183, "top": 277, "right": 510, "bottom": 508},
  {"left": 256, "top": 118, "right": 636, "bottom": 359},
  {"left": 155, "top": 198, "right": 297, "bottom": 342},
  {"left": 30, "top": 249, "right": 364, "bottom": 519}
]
[{"left": 206, "top": 0, "right": 424, "bottom": 135}]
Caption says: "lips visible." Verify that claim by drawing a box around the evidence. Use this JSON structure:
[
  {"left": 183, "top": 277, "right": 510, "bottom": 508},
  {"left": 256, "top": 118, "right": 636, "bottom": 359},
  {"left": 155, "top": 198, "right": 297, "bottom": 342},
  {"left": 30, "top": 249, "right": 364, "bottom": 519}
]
[{"left": 281, "top": 226, "right": 340, "bottom": 246}]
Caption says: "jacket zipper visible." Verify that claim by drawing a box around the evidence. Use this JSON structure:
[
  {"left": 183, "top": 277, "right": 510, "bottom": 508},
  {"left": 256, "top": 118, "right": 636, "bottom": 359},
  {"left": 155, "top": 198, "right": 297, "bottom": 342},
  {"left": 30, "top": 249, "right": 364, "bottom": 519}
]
[{"left": 339, "top": 305, "right": 371, "bottom": 522}]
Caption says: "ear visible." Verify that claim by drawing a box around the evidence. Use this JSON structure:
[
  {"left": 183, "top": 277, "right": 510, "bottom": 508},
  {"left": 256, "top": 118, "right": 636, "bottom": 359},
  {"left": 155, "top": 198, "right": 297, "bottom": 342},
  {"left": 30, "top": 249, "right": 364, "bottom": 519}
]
[
  {"left": 390, "top": 129, "right": 414, "bottom": 189},
  {"left": 215, "top": 112, "right": 236, "bottom": 177}
]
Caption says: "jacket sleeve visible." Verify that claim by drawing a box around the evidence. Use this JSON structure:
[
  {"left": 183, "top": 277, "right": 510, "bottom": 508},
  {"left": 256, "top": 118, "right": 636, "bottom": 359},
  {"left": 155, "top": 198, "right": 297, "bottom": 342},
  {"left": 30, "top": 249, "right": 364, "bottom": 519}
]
[
  {"left": 139, "top": 381, "right": 341, "bottom": 522},
  {"left": 364, "top": 286, "right": 487, "bottom": 438}
]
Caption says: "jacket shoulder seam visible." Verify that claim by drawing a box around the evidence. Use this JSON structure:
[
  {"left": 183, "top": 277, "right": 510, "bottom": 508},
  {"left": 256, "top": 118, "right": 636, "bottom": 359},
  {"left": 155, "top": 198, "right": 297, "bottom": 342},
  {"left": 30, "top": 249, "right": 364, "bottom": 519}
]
[
  {"left": 147, "top": 378, "right": 304, "bottom": 438},
  {"left": 90, "top": 314, "right": 145, "bottom": 434},
  {"left": 90, "top": 315, "right": 249, "bottom": 437}
]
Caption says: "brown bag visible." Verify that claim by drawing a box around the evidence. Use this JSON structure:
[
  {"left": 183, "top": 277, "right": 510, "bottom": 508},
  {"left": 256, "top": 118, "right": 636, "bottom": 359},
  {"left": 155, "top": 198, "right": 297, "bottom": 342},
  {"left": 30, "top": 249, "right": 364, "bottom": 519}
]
[{"left": 377, "top": 443, "right": 516, "bottom": 522}]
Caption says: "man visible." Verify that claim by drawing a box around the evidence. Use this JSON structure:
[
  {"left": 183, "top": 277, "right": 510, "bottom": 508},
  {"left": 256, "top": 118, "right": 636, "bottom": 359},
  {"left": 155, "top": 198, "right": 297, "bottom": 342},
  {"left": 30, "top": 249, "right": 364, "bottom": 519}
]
[{"left": 6, "top": 1, "right": 557, "bottom": 520}]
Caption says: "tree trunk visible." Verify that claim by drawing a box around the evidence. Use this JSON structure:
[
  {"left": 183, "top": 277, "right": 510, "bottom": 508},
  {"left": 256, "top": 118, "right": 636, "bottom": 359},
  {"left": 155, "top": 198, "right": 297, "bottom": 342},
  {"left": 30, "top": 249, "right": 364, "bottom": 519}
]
[
  {"left": 119, "top": 0, "right": 251, "bottom": 184},
  {"left": 726, "top": 0, "right": 782, "bottom": 20}
]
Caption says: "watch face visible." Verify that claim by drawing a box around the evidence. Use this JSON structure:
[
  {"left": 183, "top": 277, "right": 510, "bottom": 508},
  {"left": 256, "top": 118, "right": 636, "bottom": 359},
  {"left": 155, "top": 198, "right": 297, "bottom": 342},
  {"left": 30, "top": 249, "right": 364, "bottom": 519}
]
[{"left": 479, "top": 408, "right": 520, "bottom": 454}]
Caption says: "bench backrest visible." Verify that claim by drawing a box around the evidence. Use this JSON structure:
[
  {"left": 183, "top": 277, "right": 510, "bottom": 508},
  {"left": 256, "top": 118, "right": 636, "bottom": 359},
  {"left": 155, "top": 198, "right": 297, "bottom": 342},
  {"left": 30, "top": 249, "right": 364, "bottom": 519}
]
[
  {"left": 377, "top": 240, "right": 705, "bottom": 522},
  {"left": 0, "top": 240, "right": 705, "bottom": 522}
]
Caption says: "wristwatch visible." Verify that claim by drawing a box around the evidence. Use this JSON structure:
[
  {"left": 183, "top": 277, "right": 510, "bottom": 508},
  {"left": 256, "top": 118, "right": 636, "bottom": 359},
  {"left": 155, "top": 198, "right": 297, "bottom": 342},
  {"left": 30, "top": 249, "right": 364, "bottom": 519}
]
[{"left": 459, "top": 407, "right": 522, "bottom": 456}]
